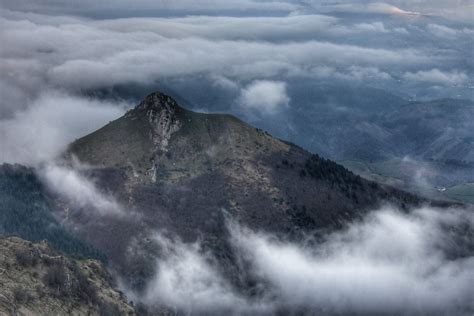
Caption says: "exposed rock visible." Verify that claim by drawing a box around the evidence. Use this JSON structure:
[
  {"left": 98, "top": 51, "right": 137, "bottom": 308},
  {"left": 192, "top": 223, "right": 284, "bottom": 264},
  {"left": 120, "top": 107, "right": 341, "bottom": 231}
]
[
  {"left": 139, "top": 92, "right": 182, "bottom": 154},
  {"left": 0, "top": 236, "right": 135, "bottom": 316}
]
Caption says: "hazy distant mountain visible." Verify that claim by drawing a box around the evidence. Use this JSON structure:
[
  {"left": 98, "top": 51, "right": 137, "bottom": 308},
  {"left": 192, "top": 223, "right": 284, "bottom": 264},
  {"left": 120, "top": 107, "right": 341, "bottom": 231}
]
[
  {"left": 242, "top": 85, "right": 474, "bottom": 165},
  {"left": 380, "top": 99, "right": 474, "bottom": 162},
  {"left": 335, "top": 98, "right": 474, "bottom": 201}
]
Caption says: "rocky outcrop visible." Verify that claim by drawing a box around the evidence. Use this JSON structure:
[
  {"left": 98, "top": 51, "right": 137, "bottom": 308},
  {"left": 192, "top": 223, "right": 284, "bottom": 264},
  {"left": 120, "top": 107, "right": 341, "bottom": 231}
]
[
  {"left": 0, "top": 236, "right": 135, "bottom": 316},
  {"left": 139, "top": 92, "right": 182, "bottom": 154}
]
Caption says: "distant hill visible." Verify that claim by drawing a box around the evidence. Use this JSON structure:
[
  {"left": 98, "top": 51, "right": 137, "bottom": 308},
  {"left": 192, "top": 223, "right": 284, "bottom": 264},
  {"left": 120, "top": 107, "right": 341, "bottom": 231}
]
[
  {"left": 0, "top": 164, "right": 105, "bottom": 261},
  {"left": 380, "top": 99, "right": 474, "bottom": 163}
]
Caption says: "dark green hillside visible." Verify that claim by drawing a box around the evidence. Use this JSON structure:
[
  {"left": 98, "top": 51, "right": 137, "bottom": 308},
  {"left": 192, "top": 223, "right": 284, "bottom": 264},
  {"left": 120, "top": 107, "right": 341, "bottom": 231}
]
[{"left": 0, "top": 164, "right": 105, "bottom": 261}]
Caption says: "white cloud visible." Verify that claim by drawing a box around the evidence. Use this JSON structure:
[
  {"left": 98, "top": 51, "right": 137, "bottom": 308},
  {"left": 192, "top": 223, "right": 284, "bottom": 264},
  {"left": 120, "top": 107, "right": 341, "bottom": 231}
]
[
  {"left": 317, "top": 1, "right": 474, "bottom": 22},
  {"left": 239, "top": 80, "right": 290, "bottom": 114},
  {"left": 403, "top": 69, "right": 469, "bottom": 85},
  {"left": 427, "top": 23, "right": 474, "bottom": 38},
  {"left": 321, "top": 2, "right": 422, "bottom": 16},
  {"left": 43, "top": 37, "right": 428, "bottom": 91},
  {"left": 0, "top": 92, "right": 125, "bottom": 165},
  {"left": 354, "top": 21, "right": 388, "bottom": 33},
  {"left": 210, "top": 75, "right": 240, "bottom": 91},
  {"left": 329, "top": 21, "right": 404, "bottom": 35},
  {"left": 138, "top": 206, "right": 474, "bottom": 314},
  {"left": 366, "top": 3, "right": 422, "bottom": 15},
  {"left": 400, "top": 156, "right": 438, "bottom": 193},
  {"left": 40, "top": 164, "right": 125, "bottom": 217},
  {"left": 0, "top": 5, "right": 471, "bottom": 166},
  {"left": 0, "top": 12, "right": 433, "bottom": 96},
  {"left": 2, "top": 0, "right": 473, "bottom": 23},
  {"left": 342, "top": 66, "right": 392, "bottom": 80},
  {"left": 0, "top": 0, "right": 300, "bottom": 16},
  {"left": 94, "top": 14, "right": 339, "bottom": 40},
  {"left": 143, "top": 234, "right": 270, "bottom": 313},
  {"left": 230, "top": 206, "right": 474, "bottom": 314}
]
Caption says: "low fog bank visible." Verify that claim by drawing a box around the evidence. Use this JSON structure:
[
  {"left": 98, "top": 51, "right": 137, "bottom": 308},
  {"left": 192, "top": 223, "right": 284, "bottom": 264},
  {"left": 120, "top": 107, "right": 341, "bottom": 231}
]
[
  {"left": 0, "top": 92, "right": 126, "bottom": 166},
  {"left": 142, "top": 234, "right": 270, "bottom": 314},
  {"left": 141, "top": 206, "right": 473, "bottom": 315},
  {"left": 30, "top": 161, "right": 473, "bottom": 314},
  {"left": 39, "top": 163, "right": 126, "bottom": 217}
]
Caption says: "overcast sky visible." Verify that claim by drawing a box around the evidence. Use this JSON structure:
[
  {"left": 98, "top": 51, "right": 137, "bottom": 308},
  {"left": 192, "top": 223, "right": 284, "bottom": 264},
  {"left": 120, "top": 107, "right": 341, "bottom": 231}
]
[
  {"left": 0, "top": 0, "right": 472, "bottom": 164},
  {"left": 1, "top": 0, "right": 473, "bottom": 19}
]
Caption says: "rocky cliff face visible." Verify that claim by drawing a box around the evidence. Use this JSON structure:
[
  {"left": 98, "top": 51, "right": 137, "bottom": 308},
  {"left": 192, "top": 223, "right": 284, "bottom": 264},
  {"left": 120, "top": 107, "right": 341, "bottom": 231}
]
[{"left": 0, "top": 236, "right": 135, "bottom": 316}]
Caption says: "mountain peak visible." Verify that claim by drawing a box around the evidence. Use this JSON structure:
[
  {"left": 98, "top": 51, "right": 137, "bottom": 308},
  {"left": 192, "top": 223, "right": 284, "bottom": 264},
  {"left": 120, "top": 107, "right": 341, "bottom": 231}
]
[
  {"left": 136, "top": 91, "right": 182, "bottom": 112},
  {"left": 67, "top": 91, "right": 186, "bottom": 170},
  {"left": 127, "top": 92, "right": 183, "bottom": 154},
  {"left": 125, "top": 92, "right": 184, "bottom": 128},
  {"left": 62, "top": 92, "right": 426, "bottom": 304},
  {"left": 67, "top": 90, "right": 286, "bottom": 178}
]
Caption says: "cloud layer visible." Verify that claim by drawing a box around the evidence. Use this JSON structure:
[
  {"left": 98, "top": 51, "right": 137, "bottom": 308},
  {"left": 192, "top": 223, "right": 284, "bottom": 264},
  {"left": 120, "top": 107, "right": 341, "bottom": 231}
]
[
  {"left": 141, "top": 206, "right": 474, "bottom": 314},
  {"left": 239, "top": 80, "right": 290, "bottom": 114},
  {"left": 2, "top": 1, "right": 473, "bottom": 22},
  {"left": 40, "top": 163, "right": 125, "bottom": 217},
  {"left": 232, "top": 206, "right": 474, "bottom": 314},
  {"left": 143, "top": 235, "right": 267, "bottom": 314},
  {"left": 403, "top": 68, "right": 469, "bottom": 85},
  {"left": 0, "top": 92, "right": 125, "bottom": 165},
  {"left": 0, "top": 2, "right": 472, "bottom": 165}
]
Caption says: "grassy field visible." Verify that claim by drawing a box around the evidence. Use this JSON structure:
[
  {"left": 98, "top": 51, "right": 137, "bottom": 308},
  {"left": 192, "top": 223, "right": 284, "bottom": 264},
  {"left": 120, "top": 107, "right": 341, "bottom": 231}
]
[
  {"left": 339, "top": 159, "right": 406, "bottom": 188},
  {"left": 340, "top": 159, "right": 474, "bottom": 205},
  {"left": 444, "top": 183, "right": 474, "bottom": 204}
]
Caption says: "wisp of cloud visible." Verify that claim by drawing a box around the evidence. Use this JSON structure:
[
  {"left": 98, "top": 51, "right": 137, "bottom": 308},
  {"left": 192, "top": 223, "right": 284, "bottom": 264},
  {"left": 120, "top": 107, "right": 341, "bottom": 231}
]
[
  {"left": 39, "top": 163, "right": 125, "bottom": 217},
  {"left": 142, "top": 206, "right": 473, "bottom": 315}
]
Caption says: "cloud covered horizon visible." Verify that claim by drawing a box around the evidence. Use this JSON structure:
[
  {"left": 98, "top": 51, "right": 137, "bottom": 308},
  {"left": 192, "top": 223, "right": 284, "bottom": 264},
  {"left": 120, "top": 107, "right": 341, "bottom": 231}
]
[
  {"left": 1, "top": 1, "right": 472, "bottom": 166},
  {"left": 1, "top": 1, "right": 473, "bottom": 21},
  {"left": 0, "top": 92, "right": 126, "bottom": 165}
]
